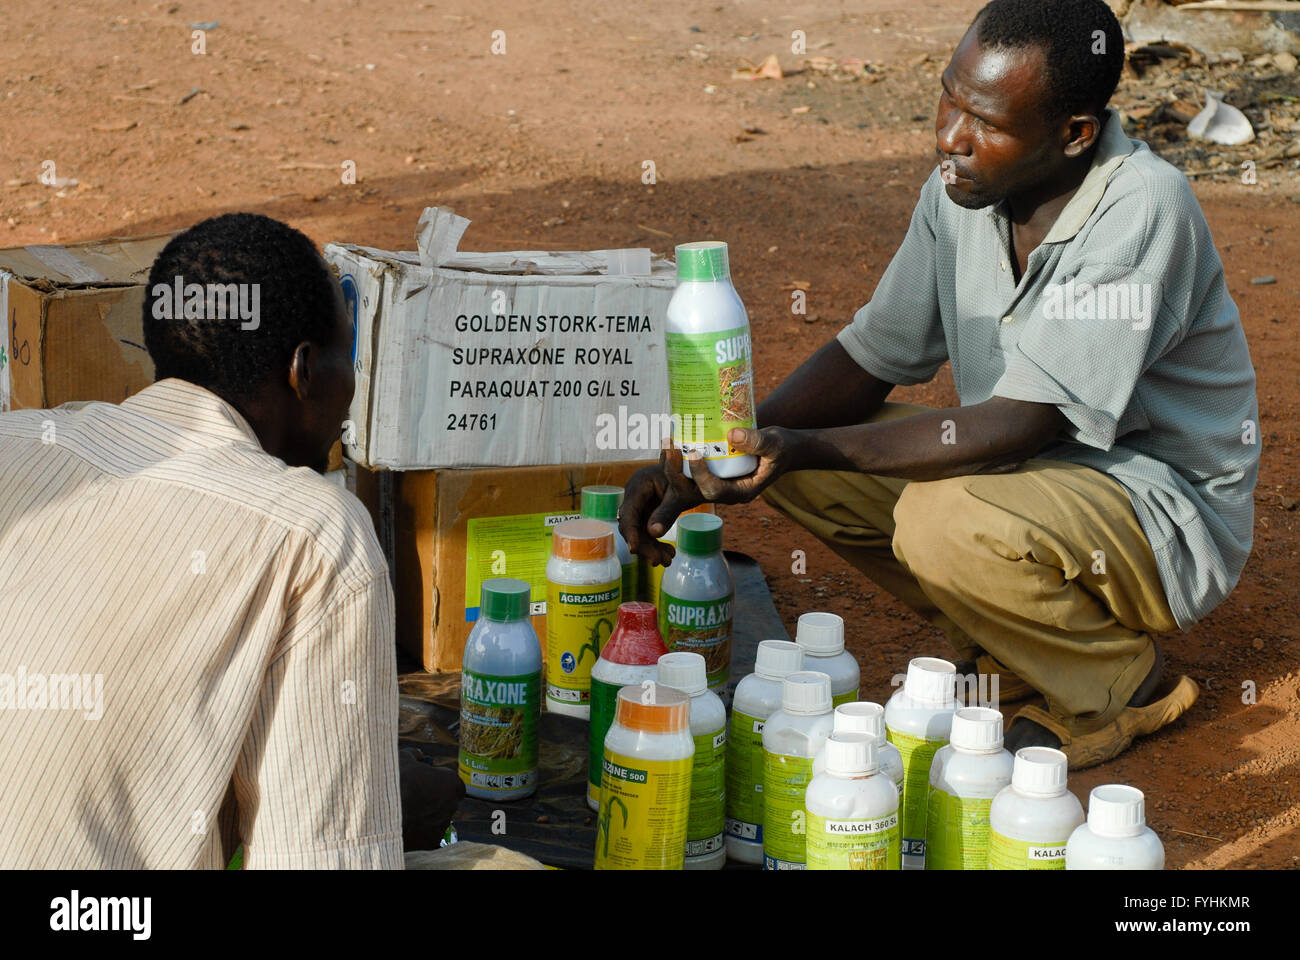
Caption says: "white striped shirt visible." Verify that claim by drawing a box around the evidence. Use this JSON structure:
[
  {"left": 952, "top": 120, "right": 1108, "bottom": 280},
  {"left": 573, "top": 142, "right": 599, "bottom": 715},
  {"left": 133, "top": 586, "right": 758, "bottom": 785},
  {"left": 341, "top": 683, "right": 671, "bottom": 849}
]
[{"left": 0, "top": 378, "right": 402, "bottom": 868}]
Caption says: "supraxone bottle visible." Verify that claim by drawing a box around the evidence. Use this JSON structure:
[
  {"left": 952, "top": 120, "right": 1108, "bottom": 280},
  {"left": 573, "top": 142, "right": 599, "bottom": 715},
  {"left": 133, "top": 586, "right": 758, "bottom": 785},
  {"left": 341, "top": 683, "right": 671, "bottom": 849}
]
[
  {"left": 1066, "top": 785, "right": 1165, "bottom": 871},
  {"left": 458, "top": 578, "right": 542, "bottom": 801},
  {"left": 988, "top": 747, "right": 1085, "bottom": 871},
  {"left": 545, "top": 519, "right": 622, "bottom": 719},
  {"left": 594, "top": 685, "right": 694, "bottom": 871},
  {"left": 657, "top": 513, "right": 734, "bottom": 698},
  {"left": 665, "top": 240, "right": 757, "bottom": 480},
  {"left": 795, "top": 612, "right": 860, "bottom": 707},
  {"left": 924, "top": 706, "right": 1014, "bottom": 870},
  {"left": 587, "top": 602, "right": 670, "bottom": 811},
  {"left": 805, "top": 733, "right": 900, "bottom": 871},
  {"left": 762, "top": 671, "right": 835, "bottom": 870},
  {"left": 581, "top": 485, "right": 636, "bottom": 604},
  {"left": 657, "top": 651, "right": 727, "bottom": 870},
  {"left": 885, "top": 657, "right": 958, "bottom": 869},
  {"left": 812, "top": 702, "right": 903, "bottom": 797},
  {"left": 725, "top": 639, "right": 805, "bottom": 864},
  {"left": 643, "top": 502, "right": 714, "bottom": 605}
]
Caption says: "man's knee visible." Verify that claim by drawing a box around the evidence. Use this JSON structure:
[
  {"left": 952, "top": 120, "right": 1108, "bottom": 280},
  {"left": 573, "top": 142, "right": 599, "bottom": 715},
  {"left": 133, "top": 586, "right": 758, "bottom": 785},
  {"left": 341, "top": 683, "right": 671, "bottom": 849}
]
[{"left": 892, "top": 477, "right": 973, "bottom": 570}]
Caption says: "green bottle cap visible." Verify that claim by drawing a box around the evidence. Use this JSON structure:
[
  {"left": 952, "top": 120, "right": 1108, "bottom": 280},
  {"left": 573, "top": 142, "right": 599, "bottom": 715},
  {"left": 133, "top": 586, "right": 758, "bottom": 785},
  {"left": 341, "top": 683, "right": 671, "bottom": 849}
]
[
  {"left": 675, "top": 241, "right": 730, "bottom": 282},
  {"left": 676, "top": 513, "right": 723, "bottom": 556},
  {"left": 479, "top": 577, "right": 532, "bottom": 621},
  {"left": 580, "top": 485, "right": 623, "bottom": 524}
]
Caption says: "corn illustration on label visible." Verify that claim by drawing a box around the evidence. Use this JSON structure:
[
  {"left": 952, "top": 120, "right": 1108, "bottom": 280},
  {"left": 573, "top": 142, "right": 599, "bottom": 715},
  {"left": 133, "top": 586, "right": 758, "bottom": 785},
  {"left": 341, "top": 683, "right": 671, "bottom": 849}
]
[
  {"left": 925, "top": 789, "right": 993, "bottom": 870},
  {"left": 762, "top": 752, "right": 813, "bottom": 869},
  {"left": 458, "top": 669, "right": 539, "bottom": 793},
  {"left": 887, "top": 728, "right": 946, "bottom": 863},
  {"left": 988, "top": 830, "right": 1069, "bottom": 870},
  {"left": 686, "top": 727, "right": 727, "bottom": 859},
  {"left": 658, "top": 593, "right": 733, "bottom": 691},
  {"left": 725, "top": 710, "right": 766, "bottom": 843},
  {"left": 594, "top": 751, "right": 692, "bottom": 870},
  {"left": 665, "top": 327, "right": 755, "bottom": 461},
  {"left": 806, "top": 811, "right": 900, "bottom": 870},
  {"left": 545, "top": 580, "right": 619, "bottom": 708}
]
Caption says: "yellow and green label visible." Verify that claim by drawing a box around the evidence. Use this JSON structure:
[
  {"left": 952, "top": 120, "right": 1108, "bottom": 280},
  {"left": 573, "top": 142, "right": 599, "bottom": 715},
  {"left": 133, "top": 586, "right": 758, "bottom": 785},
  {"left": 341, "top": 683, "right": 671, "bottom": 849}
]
[
  {"left": 594, "top": 751, "right": 692, "bottom": 870},
  {"left": 665, "top": 326, "right": 756, "bottom": 459},
  {"left": 988, "top": 830, "right": 1069, "bottom": 870},
  {"left": 887, "top": 728, "right": 946, "bottom": 862},
  {"left": 806, "top": 811, "right": 901, "bottom": 870},
  {"left": 587, "top": 677, "right": 623, "bottom": 806},
  {"left": 762, "top": 752, "right": 812, "bottom": 869},
  {"left": 545, "top": 580, "right": 620, "bottom": 708},
  {"left": 464, "top": 511, "right": 579, "bottom": 619},
  {"left": 686, "top": 727, "right": 727, "bottom": 859},
  {"left": 925, "top": 789, "right": 993, "bottom": 870},
  {"left": 659, "top": 592, "right": 733, "bottom": 691},
  {"left": 725, "top": 710, "right": 766, "bottom": 844},
  {"left": 458, "top": 669, "right": 540, "bottom": 793},
  {"left": 831, "top": 689, "right": 859, "bottom": 708}
]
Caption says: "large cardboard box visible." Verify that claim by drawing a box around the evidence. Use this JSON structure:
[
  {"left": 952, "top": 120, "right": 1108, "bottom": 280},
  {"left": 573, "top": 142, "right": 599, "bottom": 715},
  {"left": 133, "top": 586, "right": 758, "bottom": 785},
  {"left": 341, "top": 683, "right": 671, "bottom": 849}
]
[
  {"left": 0, "top": 234, "right": 174, "bottom": 412},
  {"left": 325, "top": 207, "right": 676, "bottom": 470},
  {"left": 358, "top": 459, "right": 651, "bottom": 673}
]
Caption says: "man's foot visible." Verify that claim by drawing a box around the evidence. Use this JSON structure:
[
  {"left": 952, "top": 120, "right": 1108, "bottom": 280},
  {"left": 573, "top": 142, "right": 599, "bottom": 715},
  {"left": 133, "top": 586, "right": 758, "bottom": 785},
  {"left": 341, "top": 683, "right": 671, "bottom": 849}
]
[{"left": 1003, "top": 642, "right": 1165, "bottom": 754}]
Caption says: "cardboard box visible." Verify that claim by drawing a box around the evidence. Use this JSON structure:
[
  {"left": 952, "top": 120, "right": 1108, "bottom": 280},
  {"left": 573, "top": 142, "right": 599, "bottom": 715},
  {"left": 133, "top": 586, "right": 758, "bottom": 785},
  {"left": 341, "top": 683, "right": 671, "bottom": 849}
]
[
  {"left": 0, "top": 233, "right": 174, "bottom": 412},
  {"left": 357, "top": 459, "right": 651, "bottom": 673},
  {"left": 324, "top": 207, "right": 676, "bottom": 470}
]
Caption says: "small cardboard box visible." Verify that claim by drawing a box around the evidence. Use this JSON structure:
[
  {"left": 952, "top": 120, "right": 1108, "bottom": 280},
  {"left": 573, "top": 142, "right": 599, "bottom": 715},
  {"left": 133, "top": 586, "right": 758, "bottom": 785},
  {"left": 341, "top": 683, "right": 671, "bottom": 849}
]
[
  {"left": 357, "top": 459, "right": 651, "bottom": 673},
  {"left": 0, "top": 233, "right": 174, "bottom": 412},
  {"left": 324, "top": 207, "right": 676, "bottom": 470}
]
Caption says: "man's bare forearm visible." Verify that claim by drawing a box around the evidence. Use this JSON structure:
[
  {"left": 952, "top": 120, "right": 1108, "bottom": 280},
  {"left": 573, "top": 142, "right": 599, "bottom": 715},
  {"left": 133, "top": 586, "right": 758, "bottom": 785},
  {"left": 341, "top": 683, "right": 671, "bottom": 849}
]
[
  {"left": 757, "top": 337, "right": 894, "bottom": 430},
  {"left": 786, "top": 396, "right": 1067, "bottom": 481}
]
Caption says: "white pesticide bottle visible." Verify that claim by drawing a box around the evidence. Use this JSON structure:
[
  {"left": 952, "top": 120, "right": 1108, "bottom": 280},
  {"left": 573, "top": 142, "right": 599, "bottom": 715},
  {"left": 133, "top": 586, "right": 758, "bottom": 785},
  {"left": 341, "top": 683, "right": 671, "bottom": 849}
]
[
  {"left": 724, "top": 640, "right": 805, "bottom": 864},
  {"left": 805, "top": 733, "right": 901, "bottom": 870},
  {"left": 795, "top": 612, "right": 860, "bottom": 707},
  {"left": 1066, "top": 785, "right": 1165, "bottom": 870},
  {"left": 658, "top": 513, "right": 734, "bottom": 701},
  {"left": 581, "top": 485, "right": 637, "bottom": 604},
  {"left": 988, "top": 747, "right": 1085, "bottom": 870},
  {"left": 657, "top": 651, "right": 728, "bottom": 870},
  {"left": 665, "top": 240, "right": 757, "bottom": 480},
  {"left": 812, "top": 702, "right": 904, "bottom": 797},
  {"left": 762, "top": 671, "right": 835, "bottom": 870},
  {"left": 458, "top": 578, "right": 542, "bottom": 801},
  {"left": 924, "top": 706, "right": 1014, "bottom": 870},
  {"left": 885, "top": 656, "right": 958, "bottom": 870}
]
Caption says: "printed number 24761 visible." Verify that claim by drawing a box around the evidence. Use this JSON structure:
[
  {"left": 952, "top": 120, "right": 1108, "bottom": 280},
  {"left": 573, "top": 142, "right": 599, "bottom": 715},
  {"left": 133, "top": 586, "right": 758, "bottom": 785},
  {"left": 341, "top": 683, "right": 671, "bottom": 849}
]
[{"left": 447, "top": 413, "right": 498, "bottom": 431}]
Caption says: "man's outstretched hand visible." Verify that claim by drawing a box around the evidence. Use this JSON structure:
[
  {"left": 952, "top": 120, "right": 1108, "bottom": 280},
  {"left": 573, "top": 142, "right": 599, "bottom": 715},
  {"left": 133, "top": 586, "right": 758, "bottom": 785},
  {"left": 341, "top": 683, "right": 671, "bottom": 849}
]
[{"left": 619, "top": 426, "right": 798, "bottom": 567}]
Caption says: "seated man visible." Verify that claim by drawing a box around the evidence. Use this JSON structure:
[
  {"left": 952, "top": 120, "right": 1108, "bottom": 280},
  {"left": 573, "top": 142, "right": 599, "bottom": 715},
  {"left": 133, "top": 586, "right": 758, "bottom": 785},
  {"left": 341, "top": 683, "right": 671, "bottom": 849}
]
[
  {"left": 0, "top": 213, "right": 458, "bottom": 867},
  {"left": 623, "top": 0, "right": 1258, "bottom": 767}
]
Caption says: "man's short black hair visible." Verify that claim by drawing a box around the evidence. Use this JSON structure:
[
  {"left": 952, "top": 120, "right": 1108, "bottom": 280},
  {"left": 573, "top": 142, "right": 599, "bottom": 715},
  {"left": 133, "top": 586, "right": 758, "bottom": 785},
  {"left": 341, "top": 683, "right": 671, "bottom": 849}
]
[
  {"left": 975, "top": 0, "right": 1125, "bottom": 120},
  {"left": 143, "top": 212, "right": 340, "bottom": 404}
]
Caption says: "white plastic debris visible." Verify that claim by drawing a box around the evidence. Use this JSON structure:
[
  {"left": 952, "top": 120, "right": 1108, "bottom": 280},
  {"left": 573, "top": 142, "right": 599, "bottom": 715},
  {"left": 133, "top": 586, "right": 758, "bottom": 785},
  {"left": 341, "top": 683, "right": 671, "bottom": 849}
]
[{"left": 1187, "top": 91, "right": 1255, "bottom": 146}]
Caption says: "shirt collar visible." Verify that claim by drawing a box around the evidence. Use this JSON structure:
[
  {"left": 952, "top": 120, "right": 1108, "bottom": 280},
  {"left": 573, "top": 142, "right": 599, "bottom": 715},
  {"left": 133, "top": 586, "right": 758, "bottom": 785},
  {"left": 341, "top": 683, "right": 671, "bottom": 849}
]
[
  {"left": 985, "top": 107, "right": 1136, "bottom": 245},
  {"left": 121, "top": 378, "right": 263, "bottom": 448}
]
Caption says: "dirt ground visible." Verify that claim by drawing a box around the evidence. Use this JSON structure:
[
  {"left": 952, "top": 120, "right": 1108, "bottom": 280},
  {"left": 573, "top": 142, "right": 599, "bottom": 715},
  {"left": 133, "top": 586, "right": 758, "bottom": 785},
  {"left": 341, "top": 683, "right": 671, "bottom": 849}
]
[{"left": 3, "top": 0, "right": 1297, "bottom": 869}]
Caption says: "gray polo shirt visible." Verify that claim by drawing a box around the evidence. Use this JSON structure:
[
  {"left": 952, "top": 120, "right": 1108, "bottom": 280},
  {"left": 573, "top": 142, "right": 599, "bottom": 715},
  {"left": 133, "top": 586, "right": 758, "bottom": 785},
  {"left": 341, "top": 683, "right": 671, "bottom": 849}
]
[{"left": 837, "top": 109, "right": 1259, "bottom": 630}]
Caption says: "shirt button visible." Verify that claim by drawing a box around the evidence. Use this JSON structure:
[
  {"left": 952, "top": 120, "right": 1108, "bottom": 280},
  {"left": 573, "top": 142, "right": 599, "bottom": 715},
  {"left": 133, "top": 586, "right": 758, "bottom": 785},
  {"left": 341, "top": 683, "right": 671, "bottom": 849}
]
[
  {"left": 1000, "top": 260, "right": 1008, "bottom": 272},
  {"left": 1001, "top": 314, "right": 1014, "bottom": 324}
]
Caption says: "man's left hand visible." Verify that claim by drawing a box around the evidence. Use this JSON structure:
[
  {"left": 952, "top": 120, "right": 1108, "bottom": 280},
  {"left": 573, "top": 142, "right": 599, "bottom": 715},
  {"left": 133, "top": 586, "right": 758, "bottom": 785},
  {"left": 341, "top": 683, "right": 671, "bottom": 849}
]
[{"left": 686, "top": 425, "right": 799, "bottom": 504}]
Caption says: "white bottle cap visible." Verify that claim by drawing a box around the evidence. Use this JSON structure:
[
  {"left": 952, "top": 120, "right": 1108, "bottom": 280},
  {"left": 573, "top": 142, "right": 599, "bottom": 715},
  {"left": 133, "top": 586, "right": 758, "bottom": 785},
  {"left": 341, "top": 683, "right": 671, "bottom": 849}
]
[
  {"left": 833, "top": 701, "right": 886, "bottom": 742},
  {"left": 1087, "top": 784, "right": 1146, "bottom": 838},
  {"left": 824, "top": 731, "right": 877, "bottom": 777},
  {"left": 950, "top": 707, "right": 1003, "bottom": 753},
  {"left": 1011, "top": 747, "right": 1069, "bottom": 797},
  {"left": 754, "top": 640, "right": 805, "bottom": 681},
  {"left": 657, "top": 651, "right": 707, "bottom": 697},
  {"left": 781, "top": 671, "right": 833, "bottom": 716},
  {"left": 902, "top": 657, "right": 957, "bottom": 704},
  {"left": 795, "top": 611, "right": 845, "bottom": 656}
]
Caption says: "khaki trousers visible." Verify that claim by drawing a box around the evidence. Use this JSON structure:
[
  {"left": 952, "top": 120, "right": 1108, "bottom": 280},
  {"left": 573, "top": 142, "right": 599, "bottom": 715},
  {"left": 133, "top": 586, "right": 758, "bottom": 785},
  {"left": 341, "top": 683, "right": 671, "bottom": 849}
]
[{"left": 760, "top": 403, "right": 1178, "bottom": 736}]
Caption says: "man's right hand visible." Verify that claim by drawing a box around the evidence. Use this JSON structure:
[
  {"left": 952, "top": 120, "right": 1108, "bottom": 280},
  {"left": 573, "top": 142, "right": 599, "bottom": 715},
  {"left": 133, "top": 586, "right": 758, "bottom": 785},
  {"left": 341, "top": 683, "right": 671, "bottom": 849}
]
[{"left": 619, "top": 440, "right": 707, "bottom": 567}]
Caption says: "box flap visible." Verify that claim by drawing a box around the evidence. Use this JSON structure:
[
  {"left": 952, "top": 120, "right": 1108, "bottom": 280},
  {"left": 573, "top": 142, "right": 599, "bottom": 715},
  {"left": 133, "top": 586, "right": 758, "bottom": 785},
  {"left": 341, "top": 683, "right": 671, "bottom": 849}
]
[{"left": 0, "top": 233, "right": 173, "bottom": 287}]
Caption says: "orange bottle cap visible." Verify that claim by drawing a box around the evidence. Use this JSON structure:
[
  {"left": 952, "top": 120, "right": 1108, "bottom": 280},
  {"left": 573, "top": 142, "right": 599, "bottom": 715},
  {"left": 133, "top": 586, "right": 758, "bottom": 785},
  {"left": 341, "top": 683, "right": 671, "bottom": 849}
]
[
  {"left": 614, "top": 684, "right": 689, "bottom": 734},
  {"left": 551, "top": 519, "right": 615, "bottom": 561}
]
